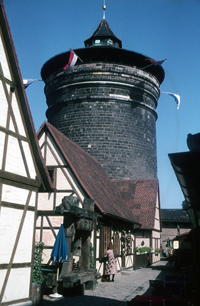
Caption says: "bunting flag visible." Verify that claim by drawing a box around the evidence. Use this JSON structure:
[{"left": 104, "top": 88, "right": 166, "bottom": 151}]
[
  {"left": 147, "top": 58, "right": 167, "bottom": 66},
  {"left": 161, "top": 92, "right": 181, "bottom": 110},
  {"left": 23, "top": 79, "right": 40, "bottom": 89},
  {"left": 63, "top": 50, "right": 78, "bottom": 70}
]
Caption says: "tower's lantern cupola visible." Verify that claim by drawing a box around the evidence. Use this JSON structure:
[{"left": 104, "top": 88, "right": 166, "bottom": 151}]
[{"left": 84, "top": 18, "right": 122, "bottom": 48}]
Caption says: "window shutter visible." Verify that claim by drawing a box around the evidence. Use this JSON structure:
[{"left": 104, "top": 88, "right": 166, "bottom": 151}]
[
  {"left": 113, "top": 232, "right": 120, "bottom": 256},
  {"left": 99, "top": 227, "right": 111, "bottom": 259}
]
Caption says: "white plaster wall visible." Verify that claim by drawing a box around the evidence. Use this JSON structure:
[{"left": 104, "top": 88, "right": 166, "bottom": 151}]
[
  {"left": 0, "top": 188, "right": 36, "bottom": 264},
  {"left": 125, "top": 255, "right": 133, "bottom": 268},
  {"left": 1, "top": 267, "right": 30, "bottom": 303},
  {"left": 152, "top": 253, "right": 160, "bottom": 263},
  {"left": 152, "top": 230, "right": 160, "bottom": 239},
  {"left": 155, "top": 207, "right": 159, "bottom": 219},
  {"left": 39, "top": 216, "right": 63, "bottom": 228},
  {"left": 43, "top": 249, "right": 52, "bottom": 264},
  {"left": 46, "top": 145, "right": 58, "bottom": 165},
  {"left": 0, "top": 35, "right": 11, "bottom": 79},
  {"left": 49, "top": 155, "right": 85, "bottom": 203},
  {"left": 95, "top": 229, "right": 103, "bottom": 275},
  {"left": 9, "top": 94, "right": 26, "bottom": 137},
  {"left": 38, "top": 131, "right": 86, "bottom": 207},
  {"left": 135, "top": 237, "right": 150, "bottom": 248},
  {"left": 29, "top": 191, "right": 36, "bottom": 207},
  {"left": 39, "top": 132, "right": 45, "bottom": 144},
  {"left": 40, "top": 146, "right": 45, "bottom": 157},
  {"left": 41, "top": 227, "right": 60, "bottom": 264},
  {"left": 0, "top": 207, "right": 33, "bottom": 263},
  {"left": 37, "top": 192, "right": 54, "bottom": 210},
  {"left": 0, "top": 131, "right": 5, "bottom": 167},
  {"left": 22, "top": 141, "right": 37, "bottom": 179},
  {"left": 13, "top": 211, "right": 35, "bottom": 263},
  {"left": 67, "top": 170, "right": 85, "bottom": 203},
  {"left": 45, "top": 134, "right": 65, "bottom": 166},
  {"left": 152, "top": 239, "right": 155, "bottom": 249},
  {"left": 36, "top": 216, "right": 63, "bottom": 263},
  {"left": 5, "top": 135, "right": 27, "bottom": 176},
  {"left": 37, "top": 191, "right": 82, "bottom": 211},
  {"left": 35, "top": 229, "right": 40, "bottom": 243},
  {"left": 2, "top": 184, "right": 30, "bottom": 204},
  {"left": 96, "top": 229, "right": 100, "bottom": 259},
  {"left": 58, "top": 167, "right": 85, "bottom": 203},
  {"left": 56, "top": 168, "right": 72, "bottom": 189},
  {"left": 154, "top": 219, "right": 160, "bottom": 230},
  {"left": 0, "top": 82, "right": 8, "bottom": 128},
  {"left": 96, "top": 261, "right": 103, "bottom": 275}
]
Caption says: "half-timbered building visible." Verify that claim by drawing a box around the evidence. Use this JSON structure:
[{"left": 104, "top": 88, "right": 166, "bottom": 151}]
[
  {"left": 36, "top": 121, "right": 141, "bottom": 285},
  {"left": 0, "top": 2, "right": 52, "bottom": 305}
]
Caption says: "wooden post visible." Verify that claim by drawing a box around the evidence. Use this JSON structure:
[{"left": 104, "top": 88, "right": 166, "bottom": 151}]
[
  {"left": 79, "top": 231, "right": 90, "bottom": 270},
  {"left": 61, "top": 215, "right": 75, "bottom": 276}
]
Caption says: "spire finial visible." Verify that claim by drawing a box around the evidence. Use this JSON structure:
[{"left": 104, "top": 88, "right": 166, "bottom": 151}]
[{"left": 102, "top": 0, "right": 106, "bottom": 19}]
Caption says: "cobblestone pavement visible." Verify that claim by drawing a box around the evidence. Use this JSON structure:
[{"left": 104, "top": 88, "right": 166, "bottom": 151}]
[{"left": 42, "top": 258, "right": 181, "bottom": 306}]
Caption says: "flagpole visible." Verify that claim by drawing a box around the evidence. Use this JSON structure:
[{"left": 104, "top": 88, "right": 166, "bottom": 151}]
[
  {"left": 141, "top": 63, "right": 153, "bottom": 70},
  {"left": 141, "top": 58, "right": 167, "bottom": 70},
  {"left": 70, "top": 48, "right": 83, "bottom": 63},
  {"left": 103, "top": 0, "right": 106, "bottom": 19}
]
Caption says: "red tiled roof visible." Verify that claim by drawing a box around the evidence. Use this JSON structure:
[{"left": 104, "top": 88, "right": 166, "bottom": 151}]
[
  {"left": 37, "top": 122, "right": 140, "bottom": 225},
  {"left": 112, "top": 179, "right": 159, "bottom": 229},
  {"left": 161, "top": 209, "right": 190, "bottom": 223}
]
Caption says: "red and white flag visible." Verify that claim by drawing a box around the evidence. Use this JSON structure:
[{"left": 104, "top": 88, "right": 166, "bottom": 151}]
[{"left": 64, "top": 51, "right": 78, "bottom": 70}]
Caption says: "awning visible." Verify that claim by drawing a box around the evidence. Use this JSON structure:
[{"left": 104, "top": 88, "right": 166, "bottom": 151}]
[{"left": 168, "top": 151, "right": 200, "bottom": 207}]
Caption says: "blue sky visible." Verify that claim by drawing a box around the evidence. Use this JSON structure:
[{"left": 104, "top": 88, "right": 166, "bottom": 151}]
[{"left": 3, "top": 0, "right": 200, "bottom": 209}]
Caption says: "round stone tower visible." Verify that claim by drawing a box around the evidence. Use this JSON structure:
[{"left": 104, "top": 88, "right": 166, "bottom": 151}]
[{"left": 41, "top": 16, "right": 164, "bottom": 180}]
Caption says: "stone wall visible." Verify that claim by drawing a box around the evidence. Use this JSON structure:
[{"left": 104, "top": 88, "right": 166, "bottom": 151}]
[{"left": 44, "top": 62, "right": 160, "bottom": 179}]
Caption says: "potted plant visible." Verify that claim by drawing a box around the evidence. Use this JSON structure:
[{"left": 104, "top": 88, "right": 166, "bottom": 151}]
[
  {"left": 31, "top": 242, "right": 45, "bottom": 305},
  {"left": 155, "top": 248, "right": 162, "bottom": 256},
  {"left": 135, "top": 246, "right": 153, "bottom": 254}
]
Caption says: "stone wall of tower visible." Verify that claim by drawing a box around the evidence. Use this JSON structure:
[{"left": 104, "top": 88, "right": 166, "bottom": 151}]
[{"left": 44, "top": 62, "right": 160, "bottom": 179}]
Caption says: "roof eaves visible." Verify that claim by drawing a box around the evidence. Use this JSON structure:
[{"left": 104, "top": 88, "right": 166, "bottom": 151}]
[{"left": 105, "top": 212, "right": 141, "bottom": 226}]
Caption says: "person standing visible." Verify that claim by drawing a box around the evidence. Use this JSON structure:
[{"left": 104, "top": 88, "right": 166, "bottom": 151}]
[{"left": 105, "top": 244, "right": 117, "bottom": 282}]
